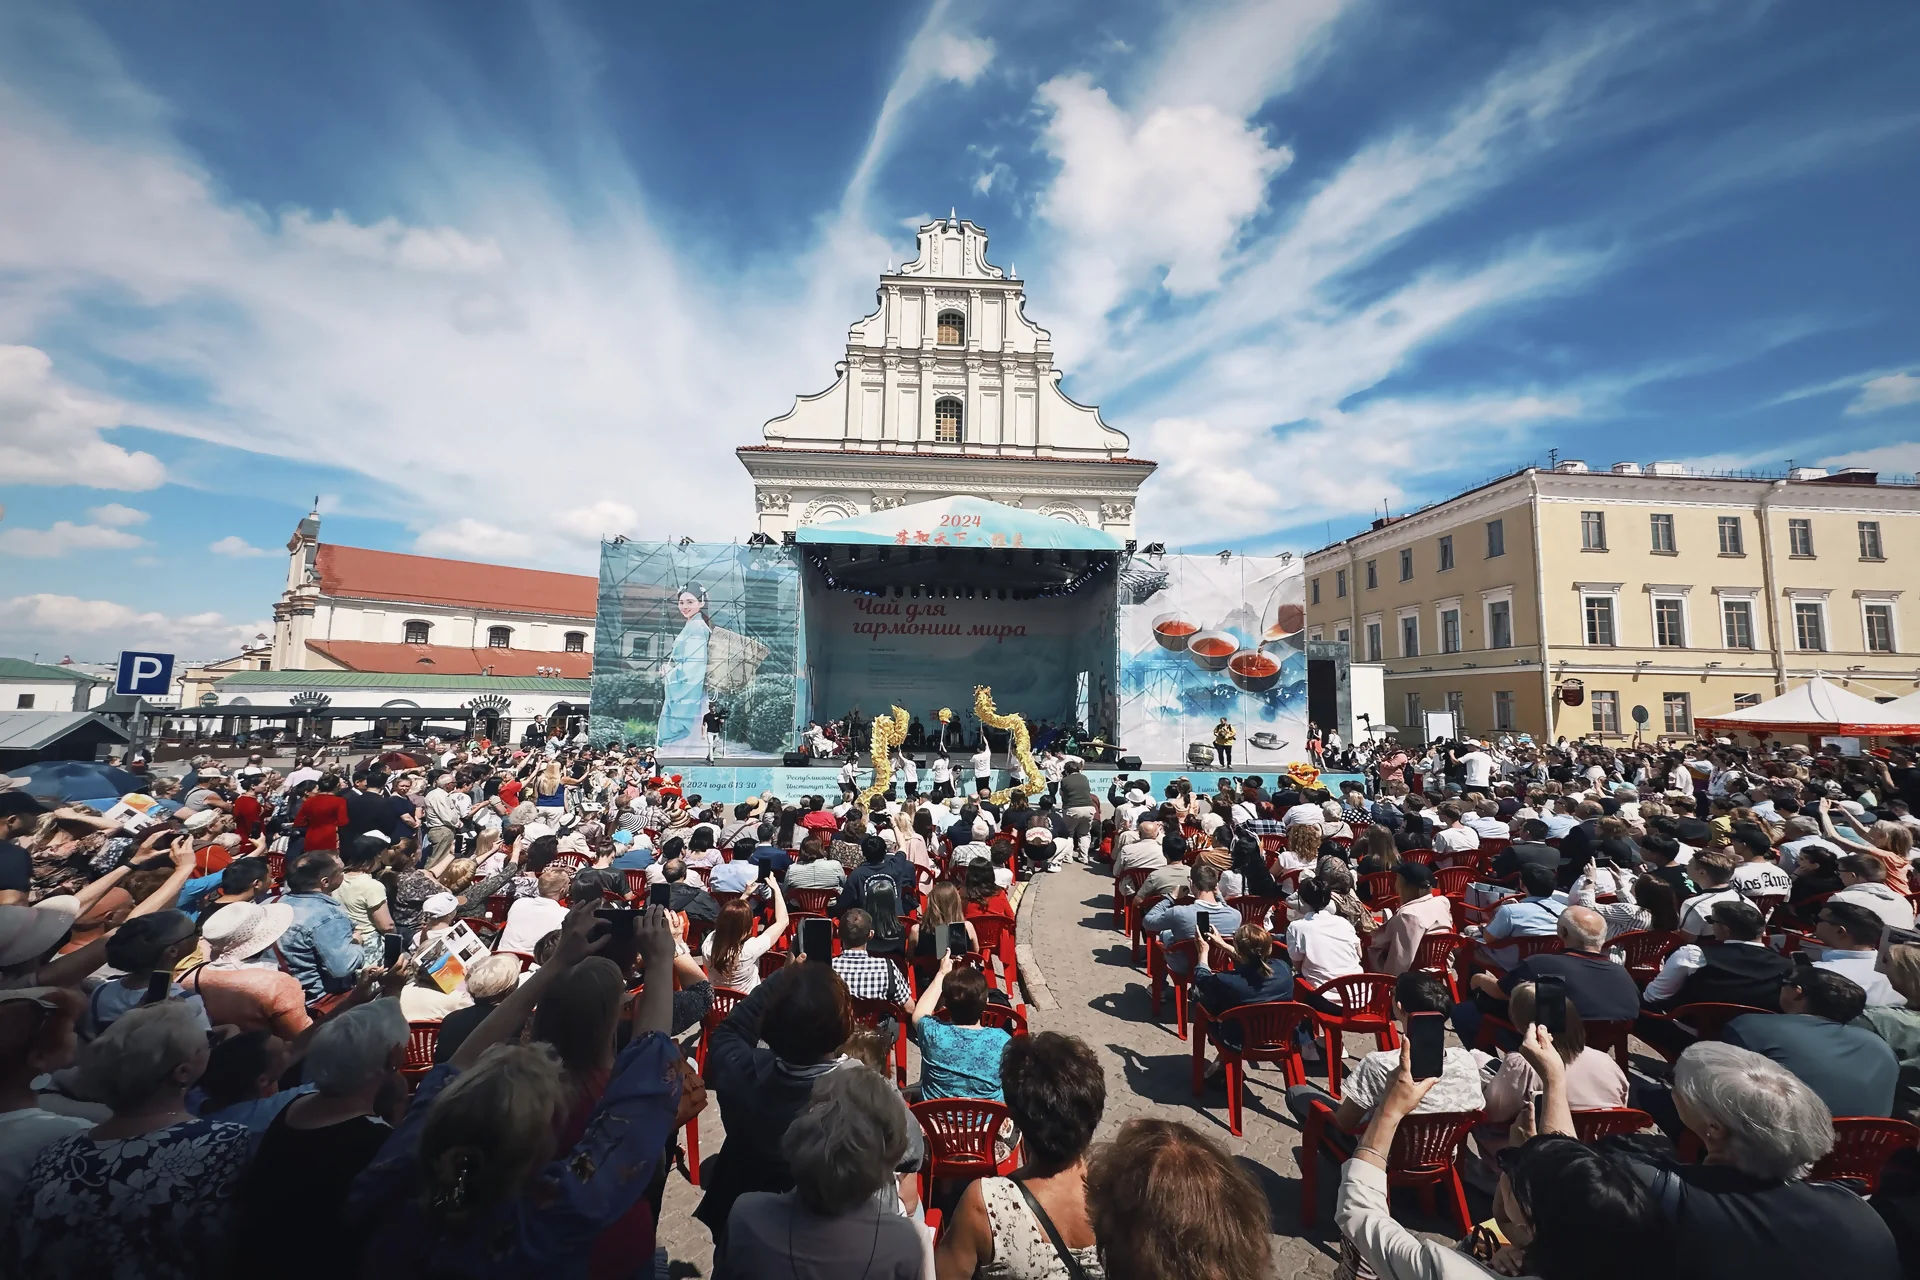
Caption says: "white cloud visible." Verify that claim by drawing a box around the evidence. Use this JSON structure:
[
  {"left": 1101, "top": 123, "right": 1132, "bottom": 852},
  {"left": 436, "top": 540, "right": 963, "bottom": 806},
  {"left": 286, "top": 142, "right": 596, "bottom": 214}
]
[
  {"left": 280, "top": 210, "right": 505, "bottom": 272},
  {"left": 208, "top": 534, "right": 272, "bottom": 557},
  {"left": 930, "top": 33, "right": 993, "bottom": 85},
  {"left": 1847, "top": 371, "right": 1920, "bottom": 416},
  {"left": 553, "top": 500, "right": 639, "bottom": 544},
  {"left": 0, "top": 519, "right": 145, "bottom": 557},
  {"left": 413, "top": 518, "right": 536, "bottom": 561},
  {"left": 87, "top": 503, "right": 148, "bottom": 526},
  {"left": 1818, "top": 442, "right": 1920, "bottom": 475},
  {"left": 0, "top": 593, "right": 269, "bottom": 660},
  {"left": 0, "top": 346, "right": 165, "bottom": 490}
]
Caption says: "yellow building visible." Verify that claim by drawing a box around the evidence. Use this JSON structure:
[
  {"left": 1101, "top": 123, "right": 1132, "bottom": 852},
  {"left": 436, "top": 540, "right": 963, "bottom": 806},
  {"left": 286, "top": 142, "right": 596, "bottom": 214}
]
[{"left": 1303, "top": 462, "right": 1919, "bottom": 743}]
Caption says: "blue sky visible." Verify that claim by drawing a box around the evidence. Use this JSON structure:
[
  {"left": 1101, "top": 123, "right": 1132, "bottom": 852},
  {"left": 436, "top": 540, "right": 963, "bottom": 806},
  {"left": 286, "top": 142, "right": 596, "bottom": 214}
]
[{"left": 1, "top": 0, "right": 1916, "bottom": 661}]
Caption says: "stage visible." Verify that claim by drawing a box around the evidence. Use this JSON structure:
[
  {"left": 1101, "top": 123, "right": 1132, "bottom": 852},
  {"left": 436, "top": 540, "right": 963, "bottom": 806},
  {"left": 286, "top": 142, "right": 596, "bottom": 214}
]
[{"left": 589, "top": 495, "right": 1324, "bottom": 773}]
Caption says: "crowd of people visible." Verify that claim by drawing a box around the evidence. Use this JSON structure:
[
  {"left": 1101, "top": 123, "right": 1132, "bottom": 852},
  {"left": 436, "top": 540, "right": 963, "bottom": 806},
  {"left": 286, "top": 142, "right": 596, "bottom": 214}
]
[{"left": 0, "top": 726, "right": 1916, "bottom": 1277}]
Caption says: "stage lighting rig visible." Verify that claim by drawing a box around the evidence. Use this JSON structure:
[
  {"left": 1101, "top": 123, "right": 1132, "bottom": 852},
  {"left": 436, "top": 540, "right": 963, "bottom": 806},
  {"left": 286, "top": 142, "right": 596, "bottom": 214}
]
[
  {"left": 1141, "top": 542, "right": 1166, "bottom": 556},
  {"left": 746, "top": 532, "right": 774, "bottom": 547}
]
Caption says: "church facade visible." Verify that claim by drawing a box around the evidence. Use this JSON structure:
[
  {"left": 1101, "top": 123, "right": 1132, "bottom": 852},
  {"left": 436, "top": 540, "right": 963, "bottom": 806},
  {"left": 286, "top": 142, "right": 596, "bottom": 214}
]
[{"left": 738, "top": 216, "right": 1155, "bottom": 540}]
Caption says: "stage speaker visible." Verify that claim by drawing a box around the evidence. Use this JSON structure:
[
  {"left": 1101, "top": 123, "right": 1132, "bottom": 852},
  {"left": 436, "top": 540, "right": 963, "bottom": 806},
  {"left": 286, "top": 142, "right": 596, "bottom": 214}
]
[
  {"left": 1116, "top": 755, "right": 1143, "bottom": 770},
  {"left": 781, "top": 751, "right": 809, "bottom": 768}
]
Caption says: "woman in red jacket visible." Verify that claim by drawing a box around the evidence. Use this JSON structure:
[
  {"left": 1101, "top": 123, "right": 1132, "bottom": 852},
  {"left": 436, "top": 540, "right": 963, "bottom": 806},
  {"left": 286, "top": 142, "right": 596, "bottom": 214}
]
[{"left": 294, "top": 772, "right": 349, "bottom": 853}]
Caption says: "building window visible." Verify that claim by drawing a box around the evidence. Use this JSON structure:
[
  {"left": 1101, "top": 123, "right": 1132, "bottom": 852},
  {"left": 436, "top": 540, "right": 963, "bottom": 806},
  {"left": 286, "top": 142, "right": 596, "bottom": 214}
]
[
  {"left": 1400, "top": 615, "right": 1420, "bottom": 658},
  {"left": 1663, "top": 691, "right": 1692, "bottom": 734},
  {"left": 1365, "top": 622, "right": 1383, "bottom": 663},
  {"left": 1654, "top": 597, "right": 1686, "bottom": 648},
  {"left": 564, "top": 631, "right": 586, "bottom": 653},
  {"left": 487, "top": 626, "right": 513, "bottom": 649},
  {"left": 1733, "top": 693, "right": 1762, "bottom": 710},
  {"left": 1650, "top": 513, "right": 1675, "bottom": 554},
  {"left": 1584, "top": 595, "right": 1617, "bottom": 646},
  {"left": 1336, "top": 569, "right": 1348, "bottom": 598},
  {"left": 1864, "top": 603, "right": 1896, "bottom": 654},
  {"left": 1405, "top": 692, "right": 1422, "bottom": 727},
  {"left": 1335, "top": 627, "right": 1350, "bottom": 645},
  {"left": 1438, "top": 535, "right": 1454, "bottom": 571},
  {"left": 1494, "top": 690, "right": 1515, "bottom": 730},
  {"left": 404, "top": 620, "right": 431, "bottom": 645},
  {"left": 1793, "top": 601, "right": 1825, "bottom": 652},
  {"left": 15, "top": 694, "right": 33, "bottom": 709},
  {"left": 1580, "top": 511, "right": 1606, "bottom": 550},
  {"left": 1311, "top": 577, "right": 1320, "bottom": 605},
  {"left": 1721, "top": 599, "right": 1754, "bottom": 650},
  {"left": 1717, "top": 515, "right": 1744, "bottom": 555},
  {"left": 1440, "top": 608, "right": 1462, "bottom": 653},
  {"left": 630, "top": 635, "right": 653, "bottom": 658},
  {"left": 934, "top": 397, "right": 963, "bottom": 444},
  {"left": 1488, "top": 600, "right": 1512, "bottom": 649},
  {"left": 1787, "top": 518, "right": 1814, "bottom": 557},
  {"left": 1591, "top": 691, "right": 1620, "bottom": 735},
  {"left": 936, "top": 311, "right": 965, "bottom": 345},
  {"left": 1486, "top": 519, "right": 1505, "bottom": 558},
  {"left": 1399, "top": 548, "right": 1413, "bottom": 581},
  {"left": 1446, "top": 690, "right": 1465, "bottom": 724},
  {"left": 1365, "top": 560, "right": 1378, "bottom": 590},
  {"left": 1860, "top": 521, "right": 1884, "bottom": 560}
]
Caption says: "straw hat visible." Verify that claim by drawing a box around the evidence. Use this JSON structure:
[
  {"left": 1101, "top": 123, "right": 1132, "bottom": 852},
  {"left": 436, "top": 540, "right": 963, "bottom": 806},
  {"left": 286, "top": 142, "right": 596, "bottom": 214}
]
[
  {"left": 0, "top": 897, "right": 84, "bottom": 969},
  {"left": 202, "top": 901, "right": 294, "bottom": 962}
]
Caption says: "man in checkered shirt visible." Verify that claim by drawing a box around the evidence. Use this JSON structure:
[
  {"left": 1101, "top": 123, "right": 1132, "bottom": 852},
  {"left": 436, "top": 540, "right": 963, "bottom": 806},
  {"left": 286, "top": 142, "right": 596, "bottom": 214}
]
[{"left": 830, "top": 908, "right": 913, "bottom": 1006}]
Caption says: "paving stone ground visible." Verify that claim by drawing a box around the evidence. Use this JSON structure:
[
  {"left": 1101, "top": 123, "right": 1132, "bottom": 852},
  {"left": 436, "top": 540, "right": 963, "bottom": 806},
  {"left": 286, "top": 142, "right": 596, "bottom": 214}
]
[{"left": 657, "top": 858, "right": 1487, "bottom": 1277}]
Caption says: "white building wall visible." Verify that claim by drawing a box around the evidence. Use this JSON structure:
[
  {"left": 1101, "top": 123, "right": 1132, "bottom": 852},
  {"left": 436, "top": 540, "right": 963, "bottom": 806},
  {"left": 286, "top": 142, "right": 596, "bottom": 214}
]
[{"left": 0, "top": 679, "right": 88, "bottom": 712}]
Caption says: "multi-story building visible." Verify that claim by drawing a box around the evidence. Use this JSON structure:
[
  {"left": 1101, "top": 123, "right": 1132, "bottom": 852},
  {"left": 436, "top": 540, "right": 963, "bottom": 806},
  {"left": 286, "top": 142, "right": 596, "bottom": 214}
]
[
  {"left": 739, "top": 214, "right": 1156, "bottom": 541},
  {"left": 1303, "top": 462, "right": 1920, "bottom": 742}
]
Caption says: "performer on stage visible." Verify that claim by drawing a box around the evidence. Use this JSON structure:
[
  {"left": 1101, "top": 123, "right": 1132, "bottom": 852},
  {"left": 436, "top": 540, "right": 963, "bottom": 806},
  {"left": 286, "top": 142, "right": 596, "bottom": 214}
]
[
  {"left": 657, "top": 585, "right": 711, "bottom": 750},
  {"left": 929, "top": 752, "right": 954, "bottom": 801},
  {"left": 969, "top": 733, "right": 993, "bottom": 797}
]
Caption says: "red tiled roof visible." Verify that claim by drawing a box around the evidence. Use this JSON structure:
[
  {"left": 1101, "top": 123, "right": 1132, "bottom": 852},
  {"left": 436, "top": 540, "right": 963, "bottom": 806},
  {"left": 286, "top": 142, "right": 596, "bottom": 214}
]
[
  {"left": 305, "top": 641, "right": 593, "bottom": 678},
  {"left": 314, "top": 545, "right": 596, "bottom": 618}
]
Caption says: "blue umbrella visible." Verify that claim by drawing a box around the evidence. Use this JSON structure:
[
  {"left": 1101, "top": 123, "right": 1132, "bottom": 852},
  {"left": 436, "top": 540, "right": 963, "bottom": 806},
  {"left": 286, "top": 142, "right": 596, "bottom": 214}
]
[{"left": 7, "top": 761, "right": 148, "bottom": 806}]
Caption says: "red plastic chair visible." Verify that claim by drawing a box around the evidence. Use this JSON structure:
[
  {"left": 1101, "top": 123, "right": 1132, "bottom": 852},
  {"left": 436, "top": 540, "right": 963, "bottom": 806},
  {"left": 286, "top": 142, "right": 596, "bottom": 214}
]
[
  {"left": 1433, "top": 867, "right": 1476, "bottom": 899},
  {"left": 757, "top": 950, "right": 790, "bottom": 982},
  {"left": 264, "top": 851, "right": 286, "bottom": 886},
  {"left": 1112, "top": 867, "right": 1151, "bottom": 933},
  {"left": 622, "top": 869, "right": 649, "bottom": 898},
  {"left": 684, "top": 986, "right": 750, "bottom": 1186},
  {"left": 969, "top": 914, "right": 1018, "bottom": 994},
  {"left": 1152, "top": 935, "right": 1235, "bottom": 1039},
  {"left": 1806, "top": 1117, "right": 1920, "bottom": 1194},
  {"left": 1607, "top": 930, "right": 1687, "bottom": 989},
  {"left": 1644, "top": 1002, "right": 1775, "bottom": 1063},
  {"left": 1130, "top": 893, "right": 1166, "bottom": 965},
  {"left": 1358, "top": 871, "right": 1402, "bottom": 911},
  {"left": 1299, "top": 1097, "right": 1478, "bottom": 1232},
  {"left": 1477, "top": 934, "right": 1563, "bottom": 978},
  {"left": 549, "top": 852, "right": 592, "bottom": 872},
  {"left": 1456, "top": 891, "right": 1522, "bottom": 933},
  {"left": 402, "top": 1020, "right": 440, "bottom": 1091},
  {"left": 1190, "top": 1001, "right": 1314, "bottom": 1135},
  {"left": 1571, "top": 1107, "right": 1655, "bottom": 1143},
  {"left": 1302, "top": 973, "right": 1399, "bottom": 1097},
  {"left": 850, "top": 998, "right": 912, "bottom": 1088},
  {"left": 936, "top": 1003, "right": 1030, "bottom": 1037},
  {"left": 787, "top": 887, "right": 840, "bottom": 918},
  {"left": 1410, "top": 931, "right": 1471, "bottom": 1003},
  {"left": 910, "top": 1098, "right": 1021, "bottom": 1206},
  {"left": 1227, "top": 895, "right": 1285, "bottom": 931}
]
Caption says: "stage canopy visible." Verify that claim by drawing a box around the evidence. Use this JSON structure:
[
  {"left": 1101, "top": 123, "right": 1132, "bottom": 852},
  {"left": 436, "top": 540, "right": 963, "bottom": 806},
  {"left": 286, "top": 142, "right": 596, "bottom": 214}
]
[
  {"left": 1695, "top": 676, "right": 1920, "bottom": 737},
  {"left": 796, "top": 495, "right": 1123, "bottom": 552}
]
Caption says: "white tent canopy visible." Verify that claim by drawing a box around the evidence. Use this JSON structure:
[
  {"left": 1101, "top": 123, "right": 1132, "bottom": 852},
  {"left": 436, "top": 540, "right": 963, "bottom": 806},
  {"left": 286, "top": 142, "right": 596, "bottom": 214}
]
[{"left": 1696, "top": 676, "right": 1920, "bottom": 736}]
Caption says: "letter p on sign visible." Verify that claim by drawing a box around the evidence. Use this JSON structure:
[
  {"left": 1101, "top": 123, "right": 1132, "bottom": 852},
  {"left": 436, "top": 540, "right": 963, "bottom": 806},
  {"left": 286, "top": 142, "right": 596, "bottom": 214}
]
[{"left": 115, "top": 651, "right": 176, "bottom": 697}]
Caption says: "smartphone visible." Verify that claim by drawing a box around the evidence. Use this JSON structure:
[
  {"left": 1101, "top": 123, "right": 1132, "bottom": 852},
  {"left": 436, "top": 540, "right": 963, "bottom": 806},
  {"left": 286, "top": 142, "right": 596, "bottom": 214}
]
[
  {"left": 757, "top": 860, "right": 774, "bottom": 883},
  {"left": 648, "top": 882, "right": 673, "bottom": 909},
  {"left": 1530, "top": 1091, "right": 1546, "bottom": 1132},
  {"left": 1194, "top": 907, "right": 1211, "bottom": 939},
  {"left": 1534, "top": 976, "right": 1567, "bottom": 1036},
  {"left": 1407, "top": 1011, "right": 1446, "bottom": 1080},
  {"left": 382, "top": 933, "right": 408, "bottom": 967},
  {"left": 594, "top": 906, "right": 638, "bottom": 941},
  {"left": 947, "top": 922, "right": 970, "bottom": 959},
  {"left": 142, "top": 970, "right": 173, "bottom": 1006},
  {"left": 801, "top": 916, "right": 834, "bottom": 964}
]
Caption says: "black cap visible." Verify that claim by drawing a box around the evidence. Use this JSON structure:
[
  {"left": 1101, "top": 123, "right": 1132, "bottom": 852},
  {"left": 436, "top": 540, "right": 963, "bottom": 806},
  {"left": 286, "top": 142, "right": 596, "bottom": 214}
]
[
  {"left": 1676, "top": 818, "right": 1715, "bottom": 845},
  {"left": 1395, "top": 861, "right": 1435, "bottom": 889}
]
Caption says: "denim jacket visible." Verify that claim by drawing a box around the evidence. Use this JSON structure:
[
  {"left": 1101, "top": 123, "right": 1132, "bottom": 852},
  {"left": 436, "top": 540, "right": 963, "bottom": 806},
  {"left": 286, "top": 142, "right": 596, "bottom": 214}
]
[{"left": 279, "top": 890, "right": 363, "bottom": 998}]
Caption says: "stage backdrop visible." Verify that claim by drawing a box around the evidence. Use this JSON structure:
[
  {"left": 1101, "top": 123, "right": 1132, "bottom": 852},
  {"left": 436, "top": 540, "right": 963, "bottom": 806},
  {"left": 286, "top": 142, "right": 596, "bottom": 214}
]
[
  {"left": 803, "top": 577, "right": 1115, "bottom": 739},
  {"left": 590, "top": 541, "right": 806, "bottom": 756},
  {"left": 1116, "top": 553, "right": 1307, "bottom": 767}
]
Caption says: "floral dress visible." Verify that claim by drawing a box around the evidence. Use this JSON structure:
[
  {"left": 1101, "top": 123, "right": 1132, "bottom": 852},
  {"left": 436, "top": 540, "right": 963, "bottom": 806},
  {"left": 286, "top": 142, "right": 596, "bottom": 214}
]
[{"left": 10, "top": 1118, "right": 250, "bottom": 1279}]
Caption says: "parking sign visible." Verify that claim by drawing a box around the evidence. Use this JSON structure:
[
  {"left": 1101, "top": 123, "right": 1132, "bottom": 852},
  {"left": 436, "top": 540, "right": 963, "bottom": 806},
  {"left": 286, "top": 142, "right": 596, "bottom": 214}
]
[{"left": 115, "top": 651, "right": 175, "bottom": 697}]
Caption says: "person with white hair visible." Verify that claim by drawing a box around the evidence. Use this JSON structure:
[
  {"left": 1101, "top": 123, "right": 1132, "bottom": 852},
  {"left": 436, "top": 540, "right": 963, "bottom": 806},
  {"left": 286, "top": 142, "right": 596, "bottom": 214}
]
[
  {"left": 9, "top": 1001, "right": 251, "bottom": 1278},
  {"left": 1556, "top": 1040, "right": 1898, "bottom": 1277},
  {"left": 229, "top": 999, "right": 408, "bottom": 1277},
  {"left": 719, "top": 1064, "right": 923, "bottom": 1279},
  {"left": 420, "top": 773, "right": 464, "bottom": 863}
]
